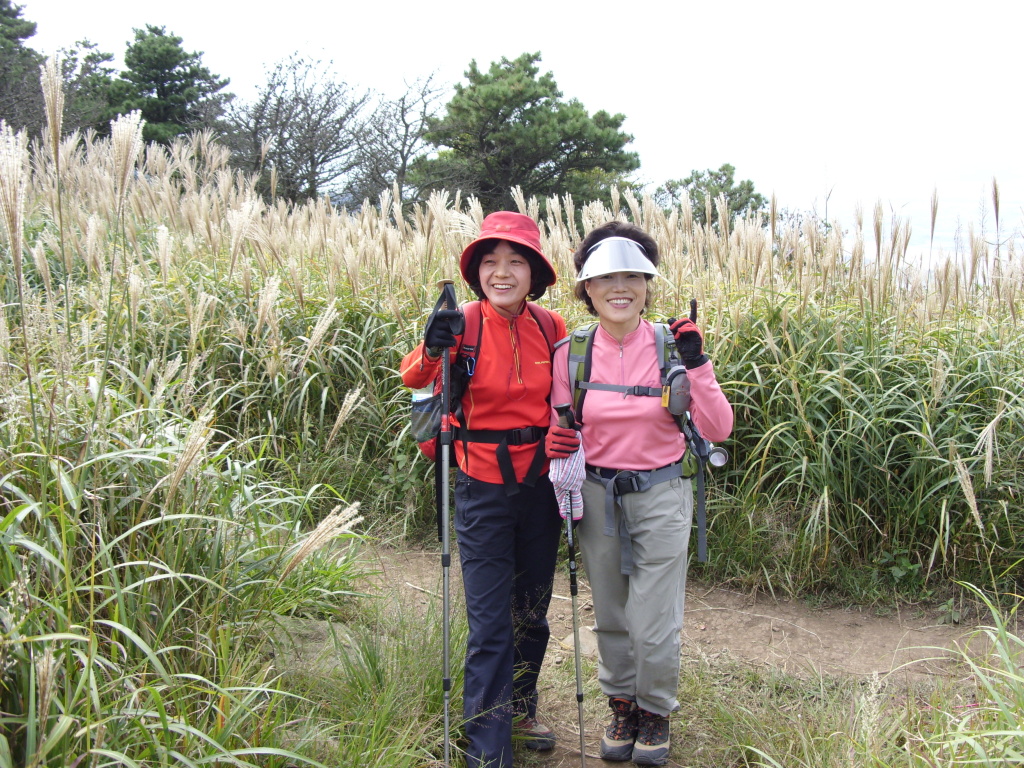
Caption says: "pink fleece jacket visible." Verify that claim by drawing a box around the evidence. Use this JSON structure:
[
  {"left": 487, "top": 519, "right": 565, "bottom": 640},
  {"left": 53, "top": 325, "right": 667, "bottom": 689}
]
[{"left": 550, "top": 320, "right": 733, "bottom": 470}]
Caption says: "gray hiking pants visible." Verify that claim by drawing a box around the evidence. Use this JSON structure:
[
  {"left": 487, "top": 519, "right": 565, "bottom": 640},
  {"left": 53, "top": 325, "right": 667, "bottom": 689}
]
[{"left": 578, "top": 473, "right": 693, "bottom": 716}]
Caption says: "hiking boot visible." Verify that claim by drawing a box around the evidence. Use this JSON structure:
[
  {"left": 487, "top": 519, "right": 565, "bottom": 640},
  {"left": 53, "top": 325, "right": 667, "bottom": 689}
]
[
  {"left": 599, "top": 697, "right": 638, "bottom": 761},
  {"left": 632, "top": 707, "right": 670, "bottom": 765},
  {"left": 513, "top": 716, "right": 556, "bottom": 751}
]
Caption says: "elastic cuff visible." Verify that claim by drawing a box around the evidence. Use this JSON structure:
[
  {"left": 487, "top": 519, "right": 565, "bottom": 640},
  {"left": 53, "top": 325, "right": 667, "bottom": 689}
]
[{"left": 684, "top": 354, "right": 709, "bottom": 369}]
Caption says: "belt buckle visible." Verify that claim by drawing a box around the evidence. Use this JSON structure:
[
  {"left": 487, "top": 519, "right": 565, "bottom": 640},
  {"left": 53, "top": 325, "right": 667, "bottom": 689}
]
[
  {"left": 508, "top": 427, "right": 533, "bottom": 446},
  {"left": 615, "top": 471, "right": 642, "bottom": 494}
]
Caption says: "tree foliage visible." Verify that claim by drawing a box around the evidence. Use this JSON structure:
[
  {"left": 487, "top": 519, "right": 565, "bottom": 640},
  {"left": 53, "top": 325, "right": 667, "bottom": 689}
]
[
  {"left": 108, "top": 25, "right": 230, "bottom": 144},
  {"left": 412, "top": 52, "right": 639, "bottom": 210},
  {"left": 225, "top": 55, "right": 370, "bottom": 203},
  {"left": 0, "top": 0, "right": 33, "bottom": 44},
  {"left": 656, "top": 163, "right": 767, "bottom": 226},
  {"left": 0, "top": 0, "right": 43, "bottom": 130},
  {"left": 59, "top": 41, "right": 117, "bottom": 134},
  {"left": 340, "top": 75, "right": 442, "bottom": 207}
]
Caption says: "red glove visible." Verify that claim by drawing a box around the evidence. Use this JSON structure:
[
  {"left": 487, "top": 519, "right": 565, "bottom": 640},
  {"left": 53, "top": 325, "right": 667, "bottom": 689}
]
[
  {"left": 668, "top": 298, "right": 709, "bottom": 368},
  {"left": 545, "top": 425, "right": 580, "bottom": 459}
]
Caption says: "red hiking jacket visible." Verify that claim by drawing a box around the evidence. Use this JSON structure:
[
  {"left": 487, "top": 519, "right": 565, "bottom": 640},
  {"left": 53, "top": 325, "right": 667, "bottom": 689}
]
[{"left": 401, "top": 300, "right": 566, "bottom": 485}]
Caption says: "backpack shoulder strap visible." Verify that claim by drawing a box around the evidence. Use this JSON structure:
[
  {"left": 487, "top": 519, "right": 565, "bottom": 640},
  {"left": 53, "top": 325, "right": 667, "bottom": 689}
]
[
  {"left": 525, "top": 303, "right": 559, "bottom": 356},
  {"left": 653, "top": 322, "right": 681, "bottom": 382},
  {"left": 656, "top": 321, "right": 688, "bottom": 430},
  {"left": 566, "top": 322, "right": 599, "bottom": 423},
  {"left": 457, "top": 301, "right": 484, "bottom": 375}
]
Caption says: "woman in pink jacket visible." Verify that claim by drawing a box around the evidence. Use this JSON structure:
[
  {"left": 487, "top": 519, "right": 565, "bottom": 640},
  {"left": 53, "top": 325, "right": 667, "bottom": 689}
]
[{"left": 547, "top": 221, "right": 733, "bottom": 765}]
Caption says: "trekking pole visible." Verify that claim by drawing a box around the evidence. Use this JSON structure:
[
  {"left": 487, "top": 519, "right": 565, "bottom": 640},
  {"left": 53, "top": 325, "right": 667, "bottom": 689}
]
[
  {"left": 555, "top": 403, "right": 587, "bottom": 767},
  {"left": 681, "top": 416, "right": 728, "bottom": 563},
  {"left": 436, "top": 278, "right": 459, "bottom": 768}
]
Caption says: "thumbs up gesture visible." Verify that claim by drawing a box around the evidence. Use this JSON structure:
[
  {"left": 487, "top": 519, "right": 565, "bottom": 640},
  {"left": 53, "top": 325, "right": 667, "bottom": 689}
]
[{"left": 667, "top": 299, "right": 709, "bottom": 369}]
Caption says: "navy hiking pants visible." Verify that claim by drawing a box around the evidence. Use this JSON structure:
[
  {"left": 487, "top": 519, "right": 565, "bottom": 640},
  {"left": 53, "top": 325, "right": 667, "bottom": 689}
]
[{"left": 454, "top": 469, "right": 562, "bottom": 768}]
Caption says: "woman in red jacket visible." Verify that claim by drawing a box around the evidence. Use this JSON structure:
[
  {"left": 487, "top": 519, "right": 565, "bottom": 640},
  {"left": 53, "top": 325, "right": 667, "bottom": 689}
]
[{"left": 400, "top": 212, "right": 570, "bottom": 768}]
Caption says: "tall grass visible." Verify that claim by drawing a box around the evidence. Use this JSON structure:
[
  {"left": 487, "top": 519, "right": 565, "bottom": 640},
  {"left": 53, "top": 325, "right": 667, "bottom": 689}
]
[{"left": 0, "top": 67, "right": 1021, "bottom": 763}]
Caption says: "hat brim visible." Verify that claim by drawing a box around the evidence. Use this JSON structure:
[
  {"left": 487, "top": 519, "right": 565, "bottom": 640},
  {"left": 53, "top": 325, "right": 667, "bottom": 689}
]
[{"left": 459, "top": 235, "right": 557, "bottom": 286}]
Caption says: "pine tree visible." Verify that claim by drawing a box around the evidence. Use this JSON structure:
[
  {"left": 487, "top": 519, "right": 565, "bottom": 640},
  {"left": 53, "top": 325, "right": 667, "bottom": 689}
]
[
  {"left": 108, "top": 25, "right": 231, "bottom": 144},
  {"left": 412, "top": 52, "right": 639, "bottom": 209}
]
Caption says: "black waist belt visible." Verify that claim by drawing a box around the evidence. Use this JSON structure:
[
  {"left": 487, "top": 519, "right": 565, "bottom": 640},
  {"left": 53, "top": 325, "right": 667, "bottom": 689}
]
[{"left": 454, "top": 425, "right": 549, "bottom": 497}]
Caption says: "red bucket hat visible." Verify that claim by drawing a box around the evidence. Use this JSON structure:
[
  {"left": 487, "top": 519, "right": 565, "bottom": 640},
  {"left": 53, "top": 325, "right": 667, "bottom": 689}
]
[{"left": 459, "top": 211, "right": 557, "bottom": 286}]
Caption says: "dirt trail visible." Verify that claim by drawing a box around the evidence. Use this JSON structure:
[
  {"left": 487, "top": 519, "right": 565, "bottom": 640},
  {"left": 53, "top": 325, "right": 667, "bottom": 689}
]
[{"left": 359, "top": 546, "right": 991, "bottom": 766}]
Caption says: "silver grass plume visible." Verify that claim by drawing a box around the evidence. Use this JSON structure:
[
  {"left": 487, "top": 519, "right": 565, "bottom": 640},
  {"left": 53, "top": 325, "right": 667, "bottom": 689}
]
[
  {"left": 34, "top": 645, "right": 57, "bottom": 729},
  {"left": 227, "top": 198, "right": 259, "bottom": 277},
  {"left": 41, "top": 56, "right": 65, "bottom": 164},
  {"left": 256, "top": 275, "right": 282, "bottom": 336},
  {"left": 0, "top": 304, "right": 8, "bottom": 374},
  {"left": 295, "top": 300, "right": 338, "bottom": 373},
  {"left": 992, "top": 177, "right": 1000, "bottom": 232},
  {"left": 186, "top": 290, "right": 217, "bottom": 352},
  {"left": 278, "top": 503, "right": 363, "bottom": 584},
  {"left": 128, "top": 268, "right": 143, "bottom": 329},
  {"left": 953, "top": 456, "right": 984, "bottom": 534},
  {"left": 31, "top": 241, "right": 52, "bottom": 295},
  {"left": 156, "top": 225, "right": 171, "bottom": 283},
  {"left": 973, "top": 401, "right": 1004, "bottom": 486},
  {"left": 164, "top": 407, "right": 215, "bottom": 508},
  {"left": 327, "top": 385, "right": 365, "bottom": 448},
  {"left": 0, "top": 122, "right": 29, "bottom": 287},
  {"left": 110, "top": 110, "right": 145, "bottom": 210}
]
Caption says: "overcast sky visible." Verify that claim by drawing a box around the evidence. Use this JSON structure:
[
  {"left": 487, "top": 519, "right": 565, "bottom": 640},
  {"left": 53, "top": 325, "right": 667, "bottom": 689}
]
[{"left": 23, "top": 0, "right": 1023, "bottom": 257}]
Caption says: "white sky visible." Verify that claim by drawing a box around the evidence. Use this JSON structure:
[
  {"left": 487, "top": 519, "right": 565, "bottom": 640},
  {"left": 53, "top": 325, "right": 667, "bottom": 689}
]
[{"left": 23, "top": 0, "right": 1024, "bottom": 257}]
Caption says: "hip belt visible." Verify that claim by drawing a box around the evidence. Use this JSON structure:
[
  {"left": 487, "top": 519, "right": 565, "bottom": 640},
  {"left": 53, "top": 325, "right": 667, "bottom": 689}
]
[
  {"left": 585, "top": 462, "right": 685, "bottom": 575},
  {"left": 454, "top": 425, "right": 548, "bottom": 497}
]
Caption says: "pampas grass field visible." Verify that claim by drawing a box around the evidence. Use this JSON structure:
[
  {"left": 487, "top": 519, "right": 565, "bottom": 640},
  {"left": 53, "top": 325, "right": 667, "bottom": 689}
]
[{"left": 0, "top": 69, "right": 1021, "bottom": 765}]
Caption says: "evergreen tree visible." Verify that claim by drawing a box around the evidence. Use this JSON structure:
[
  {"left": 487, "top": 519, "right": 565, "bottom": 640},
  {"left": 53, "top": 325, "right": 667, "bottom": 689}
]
[
  {"left": 0, "top": 0, "right": 43, "bottom": 130},
  {"left": 108, "top": 25, "right": 231, "bottom": 144},
  {"left": 655, "top": 164, "right": 767, "bottom": 226},
  {"left": 412, "top": 52, "right": 639, "bottom": 209},
  {"left": 60, "top": 41, "right": 116, "bottom": 134}
]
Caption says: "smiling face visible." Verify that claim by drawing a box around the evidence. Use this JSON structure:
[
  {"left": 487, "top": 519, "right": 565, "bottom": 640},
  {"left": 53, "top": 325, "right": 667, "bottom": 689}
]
[
  {"left": 584, "top": 271, "right": 649, "bottom": 339},
  {"left": 477, "top": 240, "right": 533, "bottom": 318}
]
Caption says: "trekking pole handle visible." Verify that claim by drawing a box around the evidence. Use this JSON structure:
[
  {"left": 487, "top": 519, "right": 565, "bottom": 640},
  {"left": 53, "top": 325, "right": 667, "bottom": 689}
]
[{"left": 554, "top": 403, "right": 576, "bottom": 430}]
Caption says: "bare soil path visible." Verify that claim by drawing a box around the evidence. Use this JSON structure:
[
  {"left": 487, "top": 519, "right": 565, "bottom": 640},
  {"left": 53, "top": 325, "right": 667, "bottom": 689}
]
[{"left": 358, "top": 546, "right": 993, "bottom": 767}]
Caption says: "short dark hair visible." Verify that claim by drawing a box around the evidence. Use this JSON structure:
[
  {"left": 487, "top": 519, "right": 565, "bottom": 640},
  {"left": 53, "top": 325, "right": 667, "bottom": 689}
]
[
  {"left": 465, "top": 238, "right": 550, "bottom": 301},
  {"left": 572, "top": 221, "right": 660, "bottom": 316}
]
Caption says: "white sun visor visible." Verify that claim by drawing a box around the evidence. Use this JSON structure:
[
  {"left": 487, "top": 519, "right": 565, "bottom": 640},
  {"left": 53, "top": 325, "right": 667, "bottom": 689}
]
[{"left": 576, "top": 237, "right": 660, "bottom": 282}]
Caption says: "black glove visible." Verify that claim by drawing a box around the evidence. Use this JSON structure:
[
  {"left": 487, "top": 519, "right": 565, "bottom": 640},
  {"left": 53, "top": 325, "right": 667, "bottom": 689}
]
[
  {"left": 667, "top": 299, "right": 709, "bottom": 369},
  {"left": 423, "top": 308, "right": 463, "bottom": 357}
]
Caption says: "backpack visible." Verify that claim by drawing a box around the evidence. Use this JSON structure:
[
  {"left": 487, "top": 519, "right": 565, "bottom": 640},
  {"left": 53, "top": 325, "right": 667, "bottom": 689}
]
[
  {"left": 413, "top": 301, "right": 559, "bottom": 460},
  {"left": 562, "top": 321, "right": 689, "bottom": 425}
]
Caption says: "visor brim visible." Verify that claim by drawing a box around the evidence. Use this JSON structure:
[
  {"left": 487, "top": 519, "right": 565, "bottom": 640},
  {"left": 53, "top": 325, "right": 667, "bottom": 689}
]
[{"left": 576, "top": 237, "right": 659, "bottom": 282}]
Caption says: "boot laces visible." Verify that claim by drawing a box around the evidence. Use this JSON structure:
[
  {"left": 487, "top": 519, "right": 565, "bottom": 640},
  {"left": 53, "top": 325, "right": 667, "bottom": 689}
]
[
  {"left": 637, "top": 708, "right": 669, "bottom": 745},
  {"left": 606, "top": 698, "right": 637, "bottom": 740}
]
